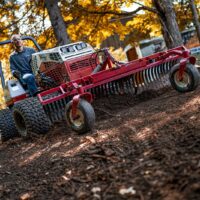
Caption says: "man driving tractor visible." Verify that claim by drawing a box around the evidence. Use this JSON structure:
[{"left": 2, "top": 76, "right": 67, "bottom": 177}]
[{"left": 9, "top": 34, "right": 38, "bottom": 96}]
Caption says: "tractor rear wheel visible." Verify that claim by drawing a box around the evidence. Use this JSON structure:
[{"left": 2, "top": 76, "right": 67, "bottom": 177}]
[
  {"left": 12, "top": 97, "right": 51, "bottom": 138},
  {"left": 169, "top": 63, "right": 200, "bottom": 93},
  {"left": 0, "top": 108, "right": 18, "bottom": 142},
  {"left": 65, "top": 99, "right": 95, "bottom": 134}
]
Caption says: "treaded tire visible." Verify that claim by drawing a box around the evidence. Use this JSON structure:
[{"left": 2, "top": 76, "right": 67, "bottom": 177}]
[
  {"left": 0, "top": 109, "right": 18, "bottom": 142},
  {"left": 12, "top": 97, "right": 51, "bottom": 138},
  {"left": 169, "top": 63, "right": 200, "bottom": 93},
  {"left": 65, "top": 99, "right": 95, "bottom": 134}
]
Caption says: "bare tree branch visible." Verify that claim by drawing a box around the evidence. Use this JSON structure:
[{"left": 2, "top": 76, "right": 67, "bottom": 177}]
[{"left": 76, "top": 5, "right": 158, "bottom": 16}]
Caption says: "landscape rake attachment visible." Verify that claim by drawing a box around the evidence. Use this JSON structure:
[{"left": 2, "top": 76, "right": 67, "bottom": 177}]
[{"left": 36, "top": 45, "right": 199, "bottom": 135}]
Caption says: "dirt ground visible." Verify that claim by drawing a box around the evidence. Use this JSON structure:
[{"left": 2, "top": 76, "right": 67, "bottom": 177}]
[{"left": 0, "top": 80, "right": 200, "bottom": 200}]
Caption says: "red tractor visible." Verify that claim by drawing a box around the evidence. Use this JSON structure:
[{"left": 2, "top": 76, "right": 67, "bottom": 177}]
[{"left": 0, "top": 36, "right": 199, "bottom": 141}]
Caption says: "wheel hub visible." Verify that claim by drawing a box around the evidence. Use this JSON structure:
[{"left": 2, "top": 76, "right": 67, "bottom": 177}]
[
  {"left": 174, "top": 71, "right": 190, "bottom": 88},
  {"left": 69, "top": 109, "right": 84, "bottom": 127}
]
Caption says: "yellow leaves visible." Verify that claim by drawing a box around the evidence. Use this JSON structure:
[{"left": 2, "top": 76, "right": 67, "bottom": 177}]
[
  {"left": 126, "top": 2, "right": 132, "bottom": 8},
  {"left": 0, "top": 89, "right": 5, "bottom": 109},
  {"left": 101, "top": 30, "right": 111, "bottom": 38},
  {"left": 63, "top": 14, "right": 73, "bottom": 22},
  {"left": 126, "top": 20, "right": 134, "bottom": 27},
  {"left": 37, "top": 35, "right": 46, "bottom": 45},
  {"left": 143, "top": 0, "right": 153, "bottom": 7},
  {"left": 125, "top": 10, "right": 161, "bottom": 40},
  {"left": 78, "top": 0, "right": 92, "bottom": 7},
  {"left": 174, "top": 3, "right": 193, "bottom": 31},
  {"left": 68, "top": 13, "right": 129, "bottom": 47},
  {"left": 0, "top": 52, "right": 12, "bottom": 109},
  {"left": 109, "top": 47, "right": 127, "bottom": 61},
  {"left": 64, "top": 0, "right": 162, "bottom": 46},
  {"left": 37, "top": 28, "right": 57, "bottom": 49}
]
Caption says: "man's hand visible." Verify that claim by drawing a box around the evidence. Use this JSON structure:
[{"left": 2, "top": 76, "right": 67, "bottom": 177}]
[{"left": 13, "top": 70, "right": 21, "bottom": 79}]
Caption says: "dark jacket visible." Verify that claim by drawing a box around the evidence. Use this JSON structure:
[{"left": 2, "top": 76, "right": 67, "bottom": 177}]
[{"left": 9, "top": 47, "right": 36, "bottom": 76}]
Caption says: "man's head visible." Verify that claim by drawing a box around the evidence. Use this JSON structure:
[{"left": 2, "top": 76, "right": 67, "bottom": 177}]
[{"left": 11, "top": 34, "right": 24, "bottom": 52}]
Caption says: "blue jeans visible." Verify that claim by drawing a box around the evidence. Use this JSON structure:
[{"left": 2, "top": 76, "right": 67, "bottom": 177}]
[{"left": 22, "top": 74, "right": 38, "bottom": 96}]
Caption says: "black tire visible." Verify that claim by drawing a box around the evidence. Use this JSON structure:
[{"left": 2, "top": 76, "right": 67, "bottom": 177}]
[
  {"left": 65, "top": 99, "right": 95, "bottom": 134},
  {"left": 169, "top": 63, "right": 200, "bottom": 93},
  {"left": 12, "top": 97, "right": 51, "bottom": 138},
  {"left": 0, "top": 109, "right": 18, "bottom": 142}
]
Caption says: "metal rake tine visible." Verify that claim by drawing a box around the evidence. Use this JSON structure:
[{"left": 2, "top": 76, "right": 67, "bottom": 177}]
[
  {"left": 118, "top": 79, "right": 124, "bottom": 94},
  {"left": 110, "top": 81, "right": 115, "bottom": 95},
  {"left": 137, "top": 72, "right": 145, "bottom": 92},
  {"left": 129, "top": 75, "right": 137, "bottom": 95},
  {"left": 145, "top": 68, "right": 151, "bottom": 84},
  {"left": 107, "top": 82, "right": 112, "bottom": 95},
  {"left": 104, "top": 83, "right": 109, "bottom": 97},
  {"left": 166, "top": 61, "right": 170, "bottom": 72},
  {"left": 125, "top": 78, "right": 130, "bottom": 94},
  {"left": 101, "top": 84, "right": 105, "bottom": 97},
  {"left": 153, "top": 66, "right": 158, "bottom": 80},
  {"left": 60, "top": 99, "right": 66, "bottom": 118},
  {"left": 152, "top": 67, "right": 157, "bottom": 81},
  {"left": 121, "top": 79, "right": 126, "bottom": 94},
  {"left": 113, "top": 81, "right": 118, "bottom": 95},
  {"left": 142, "top": 69, "right": 148, "bottom": 86},
  {"left": 127, "top": 76, "right": 136, "bottom": 95},
  {"left": 136, "top": 72, "right": 141, "bottom": 87},
  {"left": 157, "top": 64, "right": 162, "bottom": 79},
  {"left": 98, "top": 85, "right": 102, "bottom": 97},
  {"left": 125, "top": 78, "right": 131, "bottom": 94},
  {"left": 139, "top": 71, "right": 145, "bottom": 86},
  {"left": 147, "top": 68, "right": 153, "bottom": 83},
  {"left": 57, "top": 100, "right": 64, "bottom": 119},
  {"left": 156, "top": 65, "right": 161, "bottom": 79},
  {"left": 132, "top": 74, "right": 138, "bottom": 94},
  {"left": 163, "top": 62, "right": 167, "bottom": 74},
  {"left": 97, "top": 86, "right": 101, "bottom": 98},
  {"left": 114, "top": 80, "right": 120, "bottom": 94},
  {"left": 160, "top": 63, "right": 164, "bottom": 75},
  {"left": 52, "top": 102, "right": 59, "bottom": 121},
  {"left": 132, "top": 73, "right": 137, "bottom": 87},
  {"left": 111, "top": 81, "right": 116, "bottom": 95},
  {"left": 149, "top": 68, "right": 156, "bottom": 82}
]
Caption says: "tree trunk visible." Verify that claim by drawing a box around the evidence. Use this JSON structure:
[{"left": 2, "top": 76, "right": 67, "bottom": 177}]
[
  {"left": 152, "top": 0, "right": 183, "bottom": 49},
  {"left": 44, "top": 0, "right": 71, "bottom": 45},
  {"left": 189, "top": 0, "right": 200, "bottom": 43}
]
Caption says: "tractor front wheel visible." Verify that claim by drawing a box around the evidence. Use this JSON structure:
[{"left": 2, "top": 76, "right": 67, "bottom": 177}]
[
  {"left": 0, "top": 109, "right": 18, "bottom": 142},
  {"left": 12, "top": 97, "right": 51, "bottom": 138},
  {"left": 65, "top": 99, "right": 95, "bottom": 134},
  {"left": 169, "top": 63, "right": 199, "bottom": 93}
]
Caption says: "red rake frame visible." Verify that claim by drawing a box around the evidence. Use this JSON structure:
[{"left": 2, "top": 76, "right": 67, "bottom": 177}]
[{"left": 37, "top": 45, "right": 196, "bottom": 117}]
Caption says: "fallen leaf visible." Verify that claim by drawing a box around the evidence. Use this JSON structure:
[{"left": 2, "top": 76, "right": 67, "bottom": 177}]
[
  {"left": 20, "top": 193, "right": 31, "bottom": 200},
  {"left": 119, "top": 186, "right": 136, "bottom": 195}
]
